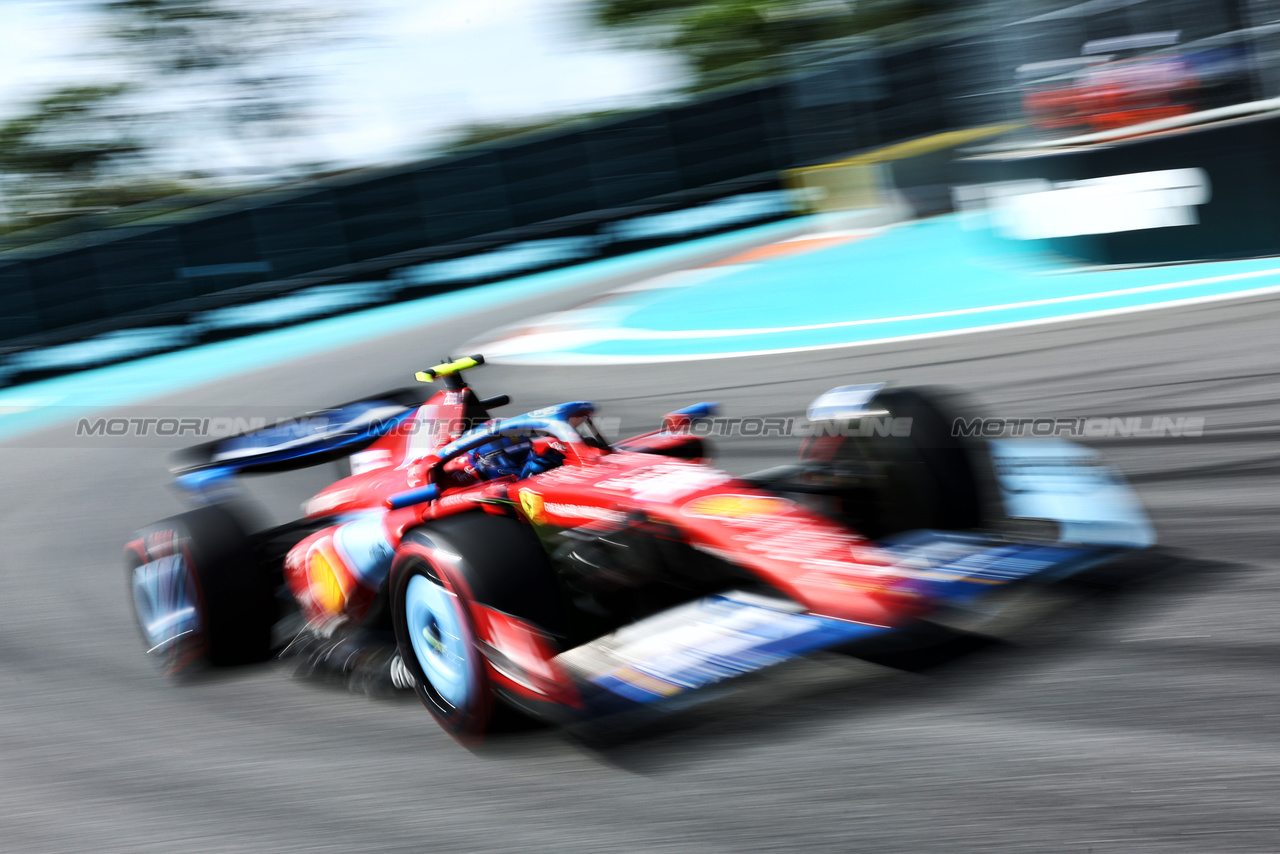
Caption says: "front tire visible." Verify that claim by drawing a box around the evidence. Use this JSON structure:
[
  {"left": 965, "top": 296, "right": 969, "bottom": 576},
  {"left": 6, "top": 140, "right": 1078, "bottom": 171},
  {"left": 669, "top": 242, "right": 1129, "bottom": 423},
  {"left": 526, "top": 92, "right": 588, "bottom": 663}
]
[
  {"left": 394, "top": 553, "right": 490, "bottom": 739},
  {"left": 800, "top": 387, "right": 988, "bottom": 537},
  {"left": 390, "top": 513, "right": 565, "bottom": 741}
]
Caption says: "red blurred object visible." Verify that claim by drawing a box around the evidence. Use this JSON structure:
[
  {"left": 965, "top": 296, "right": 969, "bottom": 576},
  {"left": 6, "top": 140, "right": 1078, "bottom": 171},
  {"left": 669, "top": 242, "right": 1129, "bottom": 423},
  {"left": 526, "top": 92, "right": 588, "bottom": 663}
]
[
  {"left": 127, "top": 357, "right": 1152, "bottom": 743},
  {"left": 1024, "top": 55, "right": 1198, "bottom": 135}
]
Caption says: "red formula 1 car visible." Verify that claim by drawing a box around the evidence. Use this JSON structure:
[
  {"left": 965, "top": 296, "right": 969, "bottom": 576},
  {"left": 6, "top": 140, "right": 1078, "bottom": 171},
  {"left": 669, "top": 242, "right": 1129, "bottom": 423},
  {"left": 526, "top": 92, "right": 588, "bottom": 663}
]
[{"left": 127, "top": 356, "right": 1154, "bottom": 741}]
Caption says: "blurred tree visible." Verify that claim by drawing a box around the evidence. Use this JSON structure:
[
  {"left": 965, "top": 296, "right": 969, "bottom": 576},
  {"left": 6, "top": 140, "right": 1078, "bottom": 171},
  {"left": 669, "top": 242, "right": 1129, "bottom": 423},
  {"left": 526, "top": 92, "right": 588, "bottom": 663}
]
[
  {"left": 0, "top": 0, "right": 348, "bottom": 235},
  {"left": 586, "top": 0, "right": 947, "bottom": 90},
  {"left": 0, "top": 86, "right": 139, "bottom": 179},
  {"left": 0, "top": 85, "right": 153, "bottom": 230},
  {"left": 100, "top": 0, "right": 347, "bottom": 171}
]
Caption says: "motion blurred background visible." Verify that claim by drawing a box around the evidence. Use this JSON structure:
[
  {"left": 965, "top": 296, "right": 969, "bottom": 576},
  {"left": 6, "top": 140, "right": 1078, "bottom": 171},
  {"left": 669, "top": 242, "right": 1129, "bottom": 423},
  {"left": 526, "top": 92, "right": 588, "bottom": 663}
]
[
  {"left": 3, "top": 3, "right": 1280, "bottom": 853},
  {"left": 4, "top": 0, "right": 1280, "bottom": 379}
]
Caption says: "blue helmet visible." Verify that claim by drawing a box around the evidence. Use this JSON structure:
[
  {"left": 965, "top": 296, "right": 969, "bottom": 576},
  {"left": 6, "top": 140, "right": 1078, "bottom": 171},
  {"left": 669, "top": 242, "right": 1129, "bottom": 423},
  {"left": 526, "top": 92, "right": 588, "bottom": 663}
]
[
  {"left": 468, "top": 435, "right": 566, "bottom": 480},
  {"left": 468, "top": 436, "right": 533, "bottom": 481}
]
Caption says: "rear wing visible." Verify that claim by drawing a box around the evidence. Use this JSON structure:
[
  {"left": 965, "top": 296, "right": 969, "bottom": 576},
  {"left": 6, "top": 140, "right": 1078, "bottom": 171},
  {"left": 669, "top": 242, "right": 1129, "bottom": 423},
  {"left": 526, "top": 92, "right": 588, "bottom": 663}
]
[{"left": 169, "top": 388, "right": 423, "bottom": 482}]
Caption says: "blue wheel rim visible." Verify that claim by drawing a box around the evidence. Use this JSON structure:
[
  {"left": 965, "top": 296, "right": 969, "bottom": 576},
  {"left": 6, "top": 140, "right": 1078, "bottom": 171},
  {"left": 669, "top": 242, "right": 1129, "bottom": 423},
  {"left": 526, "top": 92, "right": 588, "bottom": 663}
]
[
  {"left": 405, "top": 573, "right": 473, "bottom": 709},
  {"left": 132, "top": 553, "right": 202, "bottom": 654}
]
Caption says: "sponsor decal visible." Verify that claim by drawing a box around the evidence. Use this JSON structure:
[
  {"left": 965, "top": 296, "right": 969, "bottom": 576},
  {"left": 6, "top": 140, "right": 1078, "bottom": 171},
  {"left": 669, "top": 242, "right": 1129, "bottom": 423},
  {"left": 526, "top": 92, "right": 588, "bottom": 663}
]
[
  {"left": 609, "top": 666, "right": 683, "bottom": 698},
  {"left": 349, "top": 449, "right": 393, "bottom": 475},
  {"left": 596, "top": 463, "right": 731, "bottom": 502},
  {"left": 578, "top": 593, "right": 886, "bottom": 703},
  {"left": 436, "top": 492, "right": 482, "bottom": 511},
  {"left": 517, "top": 488, "right": 625, "bottom": 525},
  {"left": 543, "top": 503, "right": 627, "bottom": 524},
  {"left": 144, "top": 528, "right": 180, "bottom": 557},
  {"left": 683, "top": 494, "right": 791, "bottom": 519},
  {"left": 308, "top": 545, "right": 351, "bottom": 615},
  {"left": 304, "top": 487, "right": 357, "bottom": 516},
  {"left": 717, "top": 514, "right": 874, "bottom": 565},
  {"left": 529, "top": 465, "right": 597, "bottom": 485}
]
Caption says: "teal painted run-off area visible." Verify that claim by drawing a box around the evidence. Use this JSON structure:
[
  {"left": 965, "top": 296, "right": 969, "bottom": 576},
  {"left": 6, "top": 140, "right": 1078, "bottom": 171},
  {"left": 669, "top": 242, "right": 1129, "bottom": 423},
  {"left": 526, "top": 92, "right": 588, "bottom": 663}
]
[
  {"left": 482, "top": 215, "right": 1280, "bottom": 362},
  {"left": 0, "top": 219, "right": 807, "bottom": 443}
]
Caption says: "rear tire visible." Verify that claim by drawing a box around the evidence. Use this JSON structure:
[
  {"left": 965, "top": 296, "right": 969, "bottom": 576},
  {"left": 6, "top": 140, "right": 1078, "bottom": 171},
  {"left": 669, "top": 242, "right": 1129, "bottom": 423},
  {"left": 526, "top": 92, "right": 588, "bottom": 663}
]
[
  {"left": 391, "top": 513, "right": 565, "bottom": 741},
  {"left": 125, "top": 504, "right": 275, "bottom": 673}
]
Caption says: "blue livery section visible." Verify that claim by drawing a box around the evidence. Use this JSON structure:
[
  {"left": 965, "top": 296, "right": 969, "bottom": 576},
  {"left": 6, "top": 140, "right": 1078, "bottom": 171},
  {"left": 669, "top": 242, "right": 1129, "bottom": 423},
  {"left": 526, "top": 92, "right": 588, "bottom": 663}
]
[
  {"left": 558, "top": 591, "right": 889, "bottom": 708},
  {"left": 208, "top": 400, "right": 409, "bottom": 464},
  {"left": 878, "top": 531, "right": 1114, "bottom": 610},
  {"left": 170, "top": 393, "right": 420, "bottom": 487}
]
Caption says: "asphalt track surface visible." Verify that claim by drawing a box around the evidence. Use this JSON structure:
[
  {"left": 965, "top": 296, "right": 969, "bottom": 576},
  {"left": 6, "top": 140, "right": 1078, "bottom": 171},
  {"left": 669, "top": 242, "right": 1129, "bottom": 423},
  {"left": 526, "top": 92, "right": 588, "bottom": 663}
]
[{"left": 2, "top": 245, "right": 1280, "bottom": 853}]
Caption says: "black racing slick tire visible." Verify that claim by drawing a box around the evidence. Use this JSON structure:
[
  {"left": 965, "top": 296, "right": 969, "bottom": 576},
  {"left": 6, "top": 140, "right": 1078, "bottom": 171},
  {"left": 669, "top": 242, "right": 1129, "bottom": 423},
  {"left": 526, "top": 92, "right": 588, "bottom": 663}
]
[
  {"left": 390, "top": 513, "right": 566, "bottom": 742},
  {"left": 800, "top": 387, "right": 989, "bottom": 537},
  {"left": 125, "top": 504, "right": 276, "bottom": 673}
]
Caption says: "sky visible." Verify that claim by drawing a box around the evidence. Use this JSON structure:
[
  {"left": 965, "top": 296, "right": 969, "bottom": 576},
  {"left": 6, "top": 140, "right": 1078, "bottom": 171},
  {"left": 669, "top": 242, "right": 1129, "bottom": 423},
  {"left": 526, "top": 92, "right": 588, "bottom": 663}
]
[{"left": 0, "top": 0, "right": 684, "bottom": 171}]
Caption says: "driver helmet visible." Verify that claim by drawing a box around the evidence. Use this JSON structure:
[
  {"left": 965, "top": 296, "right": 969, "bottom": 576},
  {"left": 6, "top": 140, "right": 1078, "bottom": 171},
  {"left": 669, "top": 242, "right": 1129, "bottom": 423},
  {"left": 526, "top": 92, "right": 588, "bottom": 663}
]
[
  {"left": 468, "top": 436, "right": 533, "bottom": 481},
  {"left": 468, "top": 435, "right": 565, "bottom": 480}
]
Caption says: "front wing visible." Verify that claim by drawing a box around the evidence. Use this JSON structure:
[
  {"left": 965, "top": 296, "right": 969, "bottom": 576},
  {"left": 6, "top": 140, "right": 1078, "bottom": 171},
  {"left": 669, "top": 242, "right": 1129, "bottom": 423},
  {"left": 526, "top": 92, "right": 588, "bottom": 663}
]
[{"left": 552, "top": 533, "right": 1128, "bottom": 717}]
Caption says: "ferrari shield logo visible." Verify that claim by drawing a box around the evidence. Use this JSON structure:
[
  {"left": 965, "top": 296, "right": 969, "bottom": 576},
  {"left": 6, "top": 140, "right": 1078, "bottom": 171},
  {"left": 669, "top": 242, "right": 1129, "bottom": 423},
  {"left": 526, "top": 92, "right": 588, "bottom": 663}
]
[{"left": 518, "top": 489, "right": 545, "bottom": 523}]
